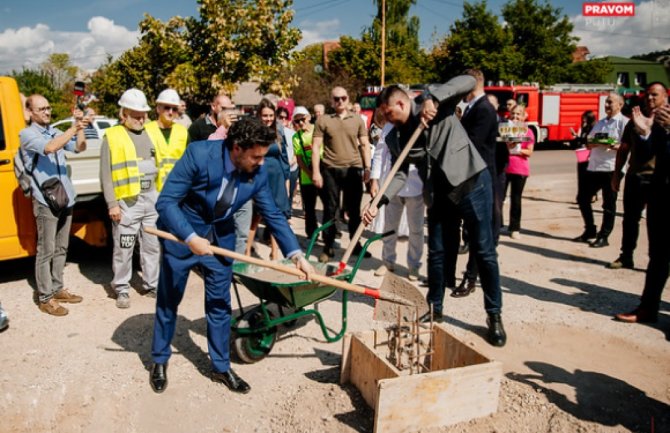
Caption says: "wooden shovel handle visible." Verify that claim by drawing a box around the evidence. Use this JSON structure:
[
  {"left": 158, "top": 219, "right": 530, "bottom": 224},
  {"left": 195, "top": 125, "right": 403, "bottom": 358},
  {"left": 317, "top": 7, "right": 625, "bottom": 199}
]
[
  {"left": 144, "top": 227, "right": 414, "bottom": 306},
  {"left": 339, "top": 123, "right": 425, "bottom": 268}
]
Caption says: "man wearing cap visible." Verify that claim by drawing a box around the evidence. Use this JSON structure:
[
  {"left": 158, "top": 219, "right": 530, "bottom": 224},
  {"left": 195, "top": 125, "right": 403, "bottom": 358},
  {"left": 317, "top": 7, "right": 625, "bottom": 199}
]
[
  {"left": 100, "top": 88, "right": 187, "bottom": 308},
  {"left": 292, "top": 106, "right": 321, "bottom": 239},
  {"left": 189, "top": 94, "right": 235, "bottom": 141}
]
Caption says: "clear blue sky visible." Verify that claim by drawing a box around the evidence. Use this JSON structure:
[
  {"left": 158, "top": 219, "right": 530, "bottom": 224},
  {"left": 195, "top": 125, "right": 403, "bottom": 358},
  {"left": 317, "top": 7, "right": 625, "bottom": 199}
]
[{"left": 0, "top": 0, "right": 666, "bottom": 73}]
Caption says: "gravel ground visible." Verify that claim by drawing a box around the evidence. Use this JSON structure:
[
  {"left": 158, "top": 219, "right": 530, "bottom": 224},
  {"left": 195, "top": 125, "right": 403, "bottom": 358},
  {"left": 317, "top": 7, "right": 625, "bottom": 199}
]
[{"left": 0, "top": 150, "right": 668, "bottom": 433}]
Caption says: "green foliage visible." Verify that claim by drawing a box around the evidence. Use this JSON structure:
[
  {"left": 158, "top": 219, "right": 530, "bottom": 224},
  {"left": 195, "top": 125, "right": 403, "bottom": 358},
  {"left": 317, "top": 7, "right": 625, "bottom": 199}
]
[
  {"left": 431, "top": 0, "right": 578, "bottom": 86},
  {"left": 90, "top": 0, "right": 302, "bottom": 116},
  {"left": 562, "top": 59, "right": 613, "bottom": 84},
  {"left": 431, "top": 1, "right": 522, "bottom": 83},
  {"left": 12, "top": 53, "right": 81, "bottom": 121},
  {"left": 502, "top": 0, "right": 577, "bottom": 84}
]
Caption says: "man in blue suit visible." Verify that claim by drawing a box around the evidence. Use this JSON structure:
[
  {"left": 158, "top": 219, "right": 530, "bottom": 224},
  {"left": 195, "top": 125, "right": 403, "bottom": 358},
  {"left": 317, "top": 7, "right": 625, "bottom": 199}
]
[{"left": 150, "top": 117, "right": 313, "bottom": 394}]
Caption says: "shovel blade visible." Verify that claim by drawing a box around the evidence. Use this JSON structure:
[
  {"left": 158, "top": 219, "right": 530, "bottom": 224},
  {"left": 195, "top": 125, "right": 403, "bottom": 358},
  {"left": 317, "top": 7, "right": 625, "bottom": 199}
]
[{"left": 373, "top": 272, "right": 428, "bottom": 322}]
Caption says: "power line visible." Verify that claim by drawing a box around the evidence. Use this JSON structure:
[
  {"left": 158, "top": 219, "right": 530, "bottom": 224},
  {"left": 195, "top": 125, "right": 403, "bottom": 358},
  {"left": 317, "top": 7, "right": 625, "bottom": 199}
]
[{"left": 296, "top": 0, "right": 354, "bottom": 19}]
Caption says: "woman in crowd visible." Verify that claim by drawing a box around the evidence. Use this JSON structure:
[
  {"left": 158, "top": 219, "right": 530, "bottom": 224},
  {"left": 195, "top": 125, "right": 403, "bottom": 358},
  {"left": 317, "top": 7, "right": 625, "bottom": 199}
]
[
  {"left": 504, "top": 105, "right": 535, "bottom": 239},
  {"left": 245, "top": 99, "right": 290, "bottom": 260}
]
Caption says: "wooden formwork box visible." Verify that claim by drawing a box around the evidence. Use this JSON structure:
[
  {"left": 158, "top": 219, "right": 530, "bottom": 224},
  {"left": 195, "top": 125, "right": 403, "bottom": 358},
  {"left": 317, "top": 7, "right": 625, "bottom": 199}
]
[{"left": 340, "top": 326, "right": 502, "bottom": 433}]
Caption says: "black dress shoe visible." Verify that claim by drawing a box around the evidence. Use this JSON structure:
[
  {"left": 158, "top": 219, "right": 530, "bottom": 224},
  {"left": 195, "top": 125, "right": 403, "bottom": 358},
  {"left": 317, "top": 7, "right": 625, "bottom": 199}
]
[
  {"left": 589, "top": 237, "right": 609, "bottom": 248},
  {"left": 419, "top": 310, "right": 443, "bottom": 323},
  {"left": 212, "top": 369, "right": 251, "bottom": 394},
  {"left": 487, "top": 313, "right": 507, "bottom": 347},
  {"left": 150, "top": 363, "right": 168, "bottom": 393},
  {"left": 451, "top": 278, "right": 476, "bottom": 298},
  {"left": 573, "top": 230, "right": 597, "bottom": 243}
]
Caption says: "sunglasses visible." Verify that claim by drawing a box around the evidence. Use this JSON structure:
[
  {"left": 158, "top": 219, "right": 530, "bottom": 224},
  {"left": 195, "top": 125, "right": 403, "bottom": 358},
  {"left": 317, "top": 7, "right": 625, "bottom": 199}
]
[
  {"left": 160, "top": 105, "right": 179, "bottom": 112},
  {"left": 332, "top": 96, "right": 348, "bottom": 102},
  {"left": 293, "top": 118, "right": 306, "bottom": 124},
  {"left": 278, "top": 115, "right": 288, "bottom": 120}
]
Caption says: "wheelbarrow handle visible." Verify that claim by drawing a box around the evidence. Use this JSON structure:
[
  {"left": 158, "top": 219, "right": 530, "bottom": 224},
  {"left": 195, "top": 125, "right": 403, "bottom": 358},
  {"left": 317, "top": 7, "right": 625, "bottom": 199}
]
[
  {"left": 144, "top": 227, "right": 415, "bottom": 307},
  {"left": 337, "top": 123, "right": 426, "bottom": 271}
]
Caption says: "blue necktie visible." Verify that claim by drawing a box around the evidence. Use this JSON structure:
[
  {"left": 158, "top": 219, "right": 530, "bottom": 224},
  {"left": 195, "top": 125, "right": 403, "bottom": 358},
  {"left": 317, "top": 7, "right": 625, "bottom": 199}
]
[{"left": 215, "top": 170, "right": 238, "bottom": 217}]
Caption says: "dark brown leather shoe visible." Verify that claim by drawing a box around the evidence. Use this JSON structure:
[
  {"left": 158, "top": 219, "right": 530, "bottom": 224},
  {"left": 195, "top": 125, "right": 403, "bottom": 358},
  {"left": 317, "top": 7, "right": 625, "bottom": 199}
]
[
  {"left": 150, "top": 363, "right": 168, "bottom": 393},
  {"left": 212, "top": 369, "right": 250, "bottom": 394},
  {"left": 614, "top": 307, "right": 658, "bottom": 323},
  {"left": 451, "top": 278, "right": 476, "bottom": 298}
]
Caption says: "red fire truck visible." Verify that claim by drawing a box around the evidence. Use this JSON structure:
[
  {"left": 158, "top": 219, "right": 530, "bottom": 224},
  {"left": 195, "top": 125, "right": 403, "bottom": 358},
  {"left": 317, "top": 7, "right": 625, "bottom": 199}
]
[{"left": 485, "top": 83, "right": 615, "bottom": 146}]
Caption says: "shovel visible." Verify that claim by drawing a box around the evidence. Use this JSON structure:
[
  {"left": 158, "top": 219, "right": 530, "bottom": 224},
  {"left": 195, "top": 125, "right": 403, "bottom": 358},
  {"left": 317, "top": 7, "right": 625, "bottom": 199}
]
[
  {"left": 336, "top": 124, "right": 425, "bottom": 274},
  {"left": 144, "top": 227, "right": 415, "bottom": 307}
]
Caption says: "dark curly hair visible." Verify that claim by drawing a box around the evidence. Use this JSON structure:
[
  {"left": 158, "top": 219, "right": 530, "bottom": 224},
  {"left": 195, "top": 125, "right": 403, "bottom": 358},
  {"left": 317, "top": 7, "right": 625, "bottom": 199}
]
[{"left": 225, "top": 116, "right": 276, "bottom": 151}]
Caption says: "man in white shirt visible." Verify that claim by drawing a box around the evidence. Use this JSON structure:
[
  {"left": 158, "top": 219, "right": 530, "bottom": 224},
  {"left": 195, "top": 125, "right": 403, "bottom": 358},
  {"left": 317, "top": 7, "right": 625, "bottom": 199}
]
[
  {"left": 370, "top": 123, "right": 424, "bottom": 281},
  {"left": 574, "top": 93, "right": 629, "bottom": 247}
]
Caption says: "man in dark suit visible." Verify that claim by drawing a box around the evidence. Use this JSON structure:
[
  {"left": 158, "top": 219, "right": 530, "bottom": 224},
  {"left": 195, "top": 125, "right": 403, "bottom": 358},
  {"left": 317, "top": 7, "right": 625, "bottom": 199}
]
[
  {"left": 149, "top": 117, "right": 313, "bottom": 393},
  {"left": 615, "top": 103, "right": 670, "bottom": 323},
  {"left": 363, "top": 78, "right": 506, "bottom": 347},
  {"left": 453, "top": 68, "right": 503, "bottom": 298}
]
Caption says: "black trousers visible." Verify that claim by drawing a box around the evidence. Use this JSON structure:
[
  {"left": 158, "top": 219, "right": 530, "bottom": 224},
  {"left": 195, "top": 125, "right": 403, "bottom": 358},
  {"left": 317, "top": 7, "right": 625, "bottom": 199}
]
[
  {"left": 504, "top": 174, "right": 528, "bottom": 232},
  {"left": 640, "top": 183, "right": 670, "bottom": 312},
  {"left": 577, "top": 170, "right": 617, "bottom": 237},
  {"left": 619, "top": 173, "right": 652, "bottom": 258},
  {"left": 320, "top": 165, "right": 363, "bottom": 249},
  {"left": 300, "top": 183, "right": 319, "bottom": 240}
]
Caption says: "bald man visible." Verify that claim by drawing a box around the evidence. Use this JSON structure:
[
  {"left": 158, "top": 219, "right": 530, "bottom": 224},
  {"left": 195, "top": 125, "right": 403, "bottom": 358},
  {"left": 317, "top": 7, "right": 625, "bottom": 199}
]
[
  {"left": 188, "top": 94, "right": 236, "bottom": 141},
  {"left": 311, "top": 87, "right": 372, "bottom": 263},
  {"left": 574, "top": 93, "right": 629, "bottom": 247}
]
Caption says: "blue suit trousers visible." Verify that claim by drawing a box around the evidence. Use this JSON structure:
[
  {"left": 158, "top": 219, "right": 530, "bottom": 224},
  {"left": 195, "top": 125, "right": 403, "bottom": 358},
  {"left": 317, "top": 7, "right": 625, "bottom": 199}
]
[{"left": 151, "top": 244, "right": 234, "bottom": 373}]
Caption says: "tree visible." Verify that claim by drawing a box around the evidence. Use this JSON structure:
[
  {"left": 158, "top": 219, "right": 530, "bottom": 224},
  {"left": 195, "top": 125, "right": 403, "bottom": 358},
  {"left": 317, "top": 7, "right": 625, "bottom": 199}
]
[
  {"left": 502, "top": 0, "right": 577, "bottom": 84},
  {"left": 562, "top": 59, "right": 613, "bottom": 84},
  {"left": 12, "top": 68, "right": 71, "bottom": 121},
  {"left": 41, "top": 53, "right": 78, "bottom": 91},
  {"left": 431, "top": 1, "right": 522, "bottom": 83},
  {"left": 91, "top": 0, "right": 302, "bottom": 116},
  {"left": 366, "top": 0, "right": 434, "bottom": 85}
]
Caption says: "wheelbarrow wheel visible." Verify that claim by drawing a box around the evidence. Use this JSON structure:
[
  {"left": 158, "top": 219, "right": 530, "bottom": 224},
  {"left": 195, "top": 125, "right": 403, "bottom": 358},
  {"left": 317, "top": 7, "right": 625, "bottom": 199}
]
[{"left": 233, "top": 306, "right": 277, "bottom": 364}]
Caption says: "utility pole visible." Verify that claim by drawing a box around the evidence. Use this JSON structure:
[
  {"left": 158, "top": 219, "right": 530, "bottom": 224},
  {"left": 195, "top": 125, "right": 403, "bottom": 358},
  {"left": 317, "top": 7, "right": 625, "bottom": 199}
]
[{"left": 381, "top": 0, "right": 386, "bottom": 87}]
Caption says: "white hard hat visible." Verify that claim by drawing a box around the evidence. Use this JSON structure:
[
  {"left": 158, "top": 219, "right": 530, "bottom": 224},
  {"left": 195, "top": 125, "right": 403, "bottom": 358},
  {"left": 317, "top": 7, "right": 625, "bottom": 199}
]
[
  {"left": 156, "top": 88, "right": 180, "bottom": 106},
  {"left": 118, "top": 88, "right": 150, "bottom": 112}
]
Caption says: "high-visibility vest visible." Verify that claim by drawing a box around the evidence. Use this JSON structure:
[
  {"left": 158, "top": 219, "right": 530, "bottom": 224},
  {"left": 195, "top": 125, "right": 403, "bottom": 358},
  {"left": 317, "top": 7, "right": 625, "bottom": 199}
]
[
  {"left": 144, "top": 121, "right": 188, "bottom": 191},
  {"left": 106, "top": 125, "right": 142, "bottom": 200}
]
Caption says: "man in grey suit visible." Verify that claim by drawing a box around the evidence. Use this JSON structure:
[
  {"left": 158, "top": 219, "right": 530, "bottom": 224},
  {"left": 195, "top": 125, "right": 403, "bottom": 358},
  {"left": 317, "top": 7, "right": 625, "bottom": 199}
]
[{"left": 362, "top": 78, "right": 506, "bottom": 347}]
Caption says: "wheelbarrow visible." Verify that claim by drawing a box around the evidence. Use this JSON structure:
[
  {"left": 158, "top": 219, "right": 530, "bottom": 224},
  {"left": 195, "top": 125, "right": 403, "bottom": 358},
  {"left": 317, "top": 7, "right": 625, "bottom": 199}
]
[{"left": 231, "top": 220, "right": 387, "bottom": 363}]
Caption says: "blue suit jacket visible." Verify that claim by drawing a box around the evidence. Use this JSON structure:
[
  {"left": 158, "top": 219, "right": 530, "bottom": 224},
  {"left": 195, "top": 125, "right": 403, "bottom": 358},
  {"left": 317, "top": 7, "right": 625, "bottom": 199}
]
[{"left": 156, "top": 140, "right": 300, "bottom": 258}]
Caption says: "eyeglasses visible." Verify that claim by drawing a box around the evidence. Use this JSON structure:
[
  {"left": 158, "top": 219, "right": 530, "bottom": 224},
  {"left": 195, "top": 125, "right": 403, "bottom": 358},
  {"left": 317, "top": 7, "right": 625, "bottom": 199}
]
[
  {"left": 332, "top": 96, "right": 348, "bottom": 102},
  {"left": 160, "top": 105, "right": 179, "bottom": 112},
  {"left": 33, "top": 106, "right": 52, "bottom": 113}
]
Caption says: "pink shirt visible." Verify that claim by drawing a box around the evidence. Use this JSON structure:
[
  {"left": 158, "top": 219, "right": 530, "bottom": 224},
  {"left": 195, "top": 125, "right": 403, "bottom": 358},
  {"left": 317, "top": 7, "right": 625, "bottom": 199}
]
[{"left": 505, "top": 129, "right": 535, "bottom": 177}]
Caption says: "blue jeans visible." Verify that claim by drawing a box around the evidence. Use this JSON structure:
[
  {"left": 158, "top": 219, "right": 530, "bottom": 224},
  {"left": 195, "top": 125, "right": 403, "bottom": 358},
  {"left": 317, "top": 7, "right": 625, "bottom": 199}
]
[{"left": 427, "top": 170, "right": 502, "bottom": 314}]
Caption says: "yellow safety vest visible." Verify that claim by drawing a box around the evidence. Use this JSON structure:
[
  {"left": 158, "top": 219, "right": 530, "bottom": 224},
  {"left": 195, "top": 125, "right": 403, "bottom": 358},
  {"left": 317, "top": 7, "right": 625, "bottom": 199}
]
[
  {"left": 106, "top": 125, "right": 142, "bottom": 200},
  {"left": 144, "top": 121, "right": 188, "bottom": 191}
]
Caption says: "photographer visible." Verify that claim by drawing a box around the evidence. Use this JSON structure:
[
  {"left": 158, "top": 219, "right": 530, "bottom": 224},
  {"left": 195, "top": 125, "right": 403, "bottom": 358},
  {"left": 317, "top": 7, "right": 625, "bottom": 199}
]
[{"left": 19, "top": 94, "right": 89, "bottom": 316}]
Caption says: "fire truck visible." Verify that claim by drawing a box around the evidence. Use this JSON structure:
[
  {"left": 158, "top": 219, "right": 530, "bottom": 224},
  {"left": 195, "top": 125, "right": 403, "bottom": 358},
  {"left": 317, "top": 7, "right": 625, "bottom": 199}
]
[{"left": 485, "top": 82, "right": 615, "bottom": 146}]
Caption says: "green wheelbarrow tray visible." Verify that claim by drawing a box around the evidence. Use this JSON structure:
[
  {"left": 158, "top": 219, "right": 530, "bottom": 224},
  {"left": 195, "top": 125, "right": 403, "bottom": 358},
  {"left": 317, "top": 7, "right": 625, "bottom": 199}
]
[
  {"left": 230, "top": 220, "right": 386, "bottom": 363},
  {"left": 232, "top": 260, "right": 352, "bottom": 310}
]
